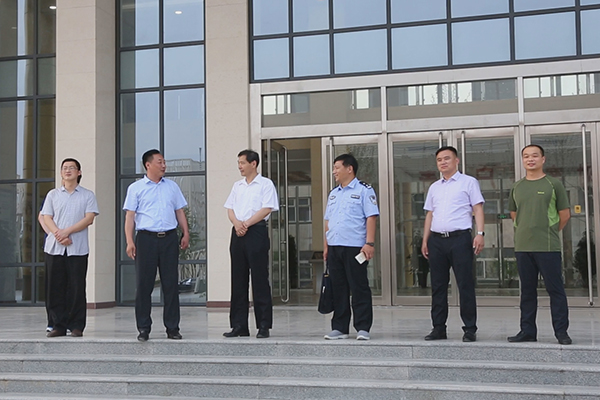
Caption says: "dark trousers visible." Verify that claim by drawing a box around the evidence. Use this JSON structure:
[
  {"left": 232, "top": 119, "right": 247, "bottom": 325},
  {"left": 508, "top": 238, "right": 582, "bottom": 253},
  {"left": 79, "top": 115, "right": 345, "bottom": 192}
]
[
  {"left": 229, "top": 223, "right": 273, "bottom": 330},
  {"left": 427, "top": 231, "right": 477, "bottom": 333},
  {"left": 45, "top": 252, "right": 88, "bottom": 333},
  {"left": 135, "top": 231, "right": 180, "bottom": 334},
  {"left": 327, "top": 246, "right": 373, "bottom": 333},
  {"left": 516, "top": 252, "right": 569, "bottom": 337}
]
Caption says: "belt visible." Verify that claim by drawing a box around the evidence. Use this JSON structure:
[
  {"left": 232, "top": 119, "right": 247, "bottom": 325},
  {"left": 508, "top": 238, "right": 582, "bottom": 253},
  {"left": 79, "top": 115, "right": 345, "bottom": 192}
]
[
  {"left": 255, "top": 220, "right": 267, "bottom": 227},
  {"left": 138, "top": 229, "right": 177, "bottom": 238},
  {"left": 431, "top": 229, "right": 471, "bottom": 238}
]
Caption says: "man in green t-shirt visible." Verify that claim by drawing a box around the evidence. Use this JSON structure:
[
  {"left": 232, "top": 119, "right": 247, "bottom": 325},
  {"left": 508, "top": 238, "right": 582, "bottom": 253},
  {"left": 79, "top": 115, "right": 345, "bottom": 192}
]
[{"left": 507, "top": 144, "right": 572, "bottom": 345}]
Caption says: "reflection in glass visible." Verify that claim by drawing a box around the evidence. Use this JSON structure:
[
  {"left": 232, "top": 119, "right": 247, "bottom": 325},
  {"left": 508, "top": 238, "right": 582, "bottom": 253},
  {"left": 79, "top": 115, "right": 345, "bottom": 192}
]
[
  {"left": 38, "top": 0, "right": 56, "bottom": 54},
  {"left": 253, "top": 38, "right": 289, "bottom": 80},
  {"left": 37, "top": 181, "right": 54, "bottom": 262},
  {"left": 293, "top": 0, "right": 328, "bottom": 32},
  {"left": 170, "top": 176, "right": 206, "bottom": 256},
  {"left": 119, "top": 264, "right": 136, "bottom": 304},
  {"left": 253, "top": 0, "right": 288, "bottom": 35},
  {"left": 164, "top": 0, "right": 204, "bottom": 43},
  {"left": 581, "top": 10, "right": 600, "bottom": 55},
  {"left": 514, "top": 0, "right": 573, "bottom": 12},
  {"left": 523, "top": 73, "right": 600, "bottom": 98},
  {"left": 262, "top": 94, "right": 310, "bottom": 115},
  {"left": 37, "top": 99, "right": 55, "bottom": 179},
  {"left": 164, "top": 88, "right": 205, "bottom": 170},
  {"left": 178, "top": 263, "right": 207, "bottom": 304},
  {"left": 391, "top": 0, "right": 446, "bottom": 23},
  {"left": 333, "top": 0, "right": 386, "bottom": 28},
  {"left": 334, "top": 29, "right": 387, "bottom": 74},
  {"left": 38, "top": 57, "right": 55, "bottom": 95},
  {"left": 392, "top": 25, "right": 447, "bottom": 69},
  {"left": 120, "top": 0, "right": 159, "bottom": 47},
  {"left": 581, "top": 0, "right": 600, "bottom": 4},
  {"left": 0, "top": 267, "right": 32, "bottom": 303},
  {"left": 451, "top": 0, "right": 508, "bottom": 17},
  {"left": 0, "top": 60, "right": 34, "bottom": 98},
  {"left": 515, "top": 13, "right": 575, "bottom": 60},
  {"left": 452, "top": 19, "right": 510, "bottom": 64},
  {"left": 120, "top": 49, "right": 159, "bottom": 89},
  {"left": 120, "top": 178, "right": 137, "bottom": 261},
  {"left": 164, "top": 45, "right": 204, "bottom": 86},
  {"left": 120, "top": 92, "right": 160, "bottom": 174},
  {"left": 0, "top": 101, "right": 34, "bottom": 180},
  {"left": 293, "top": 35, "right": 329, "bottom": 77},
  {"left": 0, "top": 0, "right": 35, "bottom": 56},
  {"left": 0, "top": 183, "right": 33, "bottom": 265}
]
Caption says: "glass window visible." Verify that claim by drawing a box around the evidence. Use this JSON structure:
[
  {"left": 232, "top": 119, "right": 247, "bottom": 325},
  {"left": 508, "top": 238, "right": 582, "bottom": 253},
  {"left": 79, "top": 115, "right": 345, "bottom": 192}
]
[
  {"left": 120, "top": 49, "right": 159, "bottom": 89},
  {"left": 515, "top": 12, "right": 575, "bottom": 60},
  {"left": 38, "top": 0, "right": 56, "bottom": 54},
  {"left": 120, "top": 92, "right": 160, "bottom": 174},
  {"left": 0, "top": 101, "right": 34, "bottom": 180},
  {"left": 293, "top": 35, "right": 329, "bottom": 77},
  {"left": 164, "top": 0, "right": 204, "bottom": 43},
  {"left": 164, "top": 45, "right": 204, "bottom": 86},
  {"left": 452, "top": 19, "right": 510, "bottom": 64},
  {"left": 170, "top": 176, "right": 206, "bottom": 253},
  {"left": 391, "top": 0, "right": 446, "bottom": 23},
  {"left": 451, "top": 0, "right": 508, "bottom": 17},
  {"left": 581, "top": 0, "right": 600, "bottom": 4},
  {"left": 293, "top": 0, "right": 328, "bottom": 32},
  {"left": 120, "top": 0, "right": 160, "bottom": 47},
  {"left": 333, "top": 0, "right": 386, "bottom": 28},
  {"left": 38, "top": 58, "right": 56, "bottom": 95},
  {"left": 334, "top": 29, "right": 387, "bottom": 74},
  {"left": 392, "top": 24, "right": 447, "bottom": 69},
  {"left": 0, "top": 267, "right": 33, "bottom": 302},
  {"left": 253, "top": 0, "right": 288, "bottom": 36},
  {"left": 514, "top": 0, "right": 574, "bottom": 12},
  {"left": 37, "top": 99, "right": 55, "bottom": 179},
  {"left": 0, "top": 0, "right": 35, "bottom": 57},
  {"left": 253, "top": 38, "right": 289, "bottom": 80},
  {"left": 581, "top": 10, "right": 600, "bottom": 55},
  {"left": 0, "top": 60, "right": 34, "bottom": 98},
  {"left": 164, "top": 88, "right": 205, "bottom": 170}
]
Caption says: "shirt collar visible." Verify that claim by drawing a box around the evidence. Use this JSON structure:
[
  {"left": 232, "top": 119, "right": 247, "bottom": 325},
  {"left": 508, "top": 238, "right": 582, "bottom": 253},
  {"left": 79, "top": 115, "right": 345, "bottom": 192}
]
[
  {"left": 442, "top": 171, "right": 461, "bottom": 183},
  {"left": 336, "top": 177, "right": 358, "bottom": 190},
  {"left": 59, "top": 185, "right": 80, "bottom": 192},
  {"left": 143, "top": 175, "right": 165, "bottom": 184},
  {"left": 240, "top": 173, "right": 262, "bottom": 186}
]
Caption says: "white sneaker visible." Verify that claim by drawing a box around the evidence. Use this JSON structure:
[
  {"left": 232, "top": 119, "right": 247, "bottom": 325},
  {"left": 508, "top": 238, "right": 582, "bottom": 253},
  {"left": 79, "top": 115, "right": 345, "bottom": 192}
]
[
  {"left": 46, "top": 327, "right": 52, "bottom": 333},
  {"left": 357, "top": 330, "right": 370, "bottom": 340},
  {"left": 324, "top": 330, "right": 349, "bottom": 340}
]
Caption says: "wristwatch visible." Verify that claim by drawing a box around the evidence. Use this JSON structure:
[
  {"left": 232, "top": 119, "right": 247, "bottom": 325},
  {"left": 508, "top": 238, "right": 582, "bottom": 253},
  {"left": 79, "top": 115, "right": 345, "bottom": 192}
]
[
  {"left": 477, "top": 231, "right": 485, "bottom": 236},
  {"left": 366, "top": 242, "right": 375, "bottom": 247}
]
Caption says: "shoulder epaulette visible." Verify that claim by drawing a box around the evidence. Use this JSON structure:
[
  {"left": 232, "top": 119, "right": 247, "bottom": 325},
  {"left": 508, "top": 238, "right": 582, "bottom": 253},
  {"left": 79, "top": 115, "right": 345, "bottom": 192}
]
[{"left": 359, "top": 181, "right": 372, "bottom": 189}]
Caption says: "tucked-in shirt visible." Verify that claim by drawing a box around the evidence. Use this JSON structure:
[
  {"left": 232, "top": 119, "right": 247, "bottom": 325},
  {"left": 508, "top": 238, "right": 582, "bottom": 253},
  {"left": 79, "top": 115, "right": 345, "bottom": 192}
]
[
  {"left": 509, "top": 175, "right": 570, "bottom": 252},
  {"left": 424, "top": 171, "right": 484, "bottom": 233},
  {"left": 324, "top": 178, "right": 380, "bottom": 247},
  {"left": 41, "top": 185, "right": 99, "bottom": 256},
  {"left": 224, "top": 174, "right": 279, "bottom": 221},
  {"left": 123, "top": 176, "right": 188, "bottom": 232}
]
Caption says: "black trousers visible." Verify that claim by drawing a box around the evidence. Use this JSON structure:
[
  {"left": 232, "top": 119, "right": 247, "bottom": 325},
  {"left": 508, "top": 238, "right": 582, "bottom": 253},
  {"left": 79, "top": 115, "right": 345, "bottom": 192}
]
[
  {"left": 229, "top": 223, "right": 272, "bottom": 330},
  {"left": 135, "top": 231, "right": 180, "bottom": 334},
  {"left": 327, "top": 246, "right": 373, "bottom": 333},
  {"left": 516, "top": 252, "right": 569, "bottom": 337},
  {"left": 427, "top": 231, "right": 477, "bottom": 333},
  {"left": 45, "top": 252, "right": 88, "bottom": 333}
]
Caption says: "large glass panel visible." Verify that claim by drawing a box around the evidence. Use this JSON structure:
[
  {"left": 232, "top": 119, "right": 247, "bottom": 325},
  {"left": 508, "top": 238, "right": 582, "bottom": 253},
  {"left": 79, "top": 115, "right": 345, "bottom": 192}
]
[
  {"left": 451, "top": 0, "right": 508, "bottom": 17},
  {"left": 38, "top": 0, "right": 56, "bottom": 54},
  {"left": 170, "top": 175, "right": 206, "bottom": 255},
  {"left": 293, "top": 35, "right": 329, "bottom": 77},
  {"left": 581, "top": 0, "right": 600, "bottom": 4},
  {"left": 392, "top": 24, "right": 447, "bottom": 69},
  {"left": 391, "top": 0, "right": 446, "bottom": 23},
  {"left": 334, "top": 29, "right": 387, "bottom": 74},
  {"left": 120, "top": 178, "right": 137, "bottom": 261},
  {"left": 253, "top": 0, "right": 288, "bottom": 36},
  {"left": 581, "top": 10, "right": 600, "bottom": 55},
  {"left": 37, "top": 181, "right": 54, "bottom": 263},
  {"left": 514, "top": 0, "right": 574, "bottom": 12},
  {"left": 0, "top": 0, "right": 35, "bottom": 57},
  {"left": 164, "top": 0, "right": 204, "bottom": 43},
  {"left": 253, "top": 38, "right": 289, "bottom": 80},
  {"left": 37, "top": 99, "right": 55, "bottom": 179},
  {"left": 164, "top": 45, "right": 204, "bottom": 86},
  {"left": 293, "top": 0, "right": 328, "bottom": 32},
  {"left": 178, "top": 262, "right": 207, "bottom": 304},
  {"left": 452, "top": 19, "right": 510, "bottom": 64},
  {"left": 0, "top": 267, "right": 32, "bottom": 304},
  {"left": 0, "top": 60, "right": 34, "bottom": 98},
  {"left": 164, "top": 88, "right": 205, "bottom": 170},
  {"left": 120, "top": 49, "right": 159, "bottom": 89},
  {"left": 333, "top": 0, "right": 386, "bottom": 28},
  {"left": 0, "top": 101, "right": 34, "bottom": 180},
  {"left": 120, "top": 0, "right": 159, "bottom": 47},
  {"left": 37, "top": 57, "right": 55, "bottom": 95},
  {"left": 0, "top": 183, "right": 32, "bottom": 264},
  {"left": 119, "top": 263, "right": 136, "bottom": 304},
  {"left": 120, "top": 92, "right": 160, "bottom": 174},
  {"left": 515, "top": 13, "right": 576, "bottom": 60}
]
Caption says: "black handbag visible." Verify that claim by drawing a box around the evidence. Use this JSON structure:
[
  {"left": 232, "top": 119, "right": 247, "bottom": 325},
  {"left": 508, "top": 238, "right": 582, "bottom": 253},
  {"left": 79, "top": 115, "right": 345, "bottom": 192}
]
[{"left": 318, "top": 268, "right": 334, "bottom": 314}]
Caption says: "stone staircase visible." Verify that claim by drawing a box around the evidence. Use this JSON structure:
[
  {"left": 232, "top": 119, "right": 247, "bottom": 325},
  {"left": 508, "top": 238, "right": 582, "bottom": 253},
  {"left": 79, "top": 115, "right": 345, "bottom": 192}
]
[{"left": 0, "top": 338, "right": 599, "bottom": 399}]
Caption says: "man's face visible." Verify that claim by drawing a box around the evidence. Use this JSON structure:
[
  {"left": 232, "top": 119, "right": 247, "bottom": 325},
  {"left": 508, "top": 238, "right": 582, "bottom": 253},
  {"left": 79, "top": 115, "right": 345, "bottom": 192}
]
[
  {"left": 436, "top": 150, "right": 459, "bottom": 175},
  {"left": 146, "top": 153, "right": 166, "bottom": 177},
  {"left": 522, "top": 146, "right": 545, "bottom": 171},
  {"left": 60, "top": 161, "right": 80, "bottom": 182},
  {"left": 332, "top": 160, "right": 353, "bottom": 184},
  {"left": 238, "top": 156, "right": 256, "bottom": 176}
]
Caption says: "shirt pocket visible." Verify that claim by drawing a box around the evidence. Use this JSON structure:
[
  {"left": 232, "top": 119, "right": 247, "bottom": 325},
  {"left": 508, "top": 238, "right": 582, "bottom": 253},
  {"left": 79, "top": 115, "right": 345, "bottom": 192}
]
[{"left": 348, "top": 198, "right": 364, "bottom": 215}]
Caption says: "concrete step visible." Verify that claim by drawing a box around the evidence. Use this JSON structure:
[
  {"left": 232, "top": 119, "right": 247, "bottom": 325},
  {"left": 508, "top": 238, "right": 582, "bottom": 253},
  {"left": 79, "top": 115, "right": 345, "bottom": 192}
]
[{"left": 0, "top": 395, "right": 245, "bottom": 400}]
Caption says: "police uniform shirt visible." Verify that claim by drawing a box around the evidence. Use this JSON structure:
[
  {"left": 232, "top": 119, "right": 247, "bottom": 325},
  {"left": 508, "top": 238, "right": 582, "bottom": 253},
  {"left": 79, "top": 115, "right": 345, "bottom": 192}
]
[
  {"left": 224, "top": 174, "right": 279, "bottom": 221},
  {"left": 325, "top": 177, "right": 379, "bottom": 247}
]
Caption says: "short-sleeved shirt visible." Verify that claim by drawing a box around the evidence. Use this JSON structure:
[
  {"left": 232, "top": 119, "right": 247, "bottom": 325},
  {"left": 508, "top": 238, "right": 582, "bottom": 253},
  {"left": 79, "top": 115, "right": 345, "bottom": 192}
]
[
  {"left": 509, "top": 175, "right": 570, "bottom": 252},
  {"left": 41, "top": 185, "right": 99, "bottom": 256},
  {"left": 424, "top": 171, "right": 485, "bottom": 233},
  {"left": 224, "top": 174, "right": 279, "bottom": 221},
  {"left": 324, "top": 177, "right": 380, "bottom": 247},
  {"left": 123, "top": 176, "right": 188, "bottom": 232}
]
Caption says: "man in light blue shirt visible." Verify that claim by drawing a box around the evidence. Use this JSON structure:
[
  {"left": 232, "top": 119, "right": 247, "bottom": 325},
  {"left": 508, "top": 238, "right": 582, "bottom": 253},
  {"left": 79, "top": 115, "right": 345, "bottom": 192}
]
[
  {"left": 124, "top": 149, "right": 190, "bottom": 341},
  {"left": 324, "top": 154, "right": 379, "bottom": 341}
]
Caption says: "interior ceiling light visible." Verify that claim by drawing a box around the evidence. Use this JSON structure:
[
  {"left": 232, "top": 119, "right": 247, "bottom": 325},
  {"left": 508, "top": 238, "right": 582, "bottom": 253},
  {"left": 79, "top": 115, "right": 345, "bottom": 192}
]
[
  {"left": 49, "top": 5, "right": 56, "bottom": 9},
  {"left": 175, "top": 10, "right": 183, "bottom": 14}
]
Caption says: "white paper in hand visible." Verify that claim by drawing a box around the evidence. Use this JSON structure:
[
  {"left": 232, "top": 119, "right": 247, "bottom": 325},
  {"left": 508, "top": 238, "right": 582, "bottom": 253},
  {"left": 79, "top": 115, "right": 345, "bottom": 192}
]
[{"left": 355, "top": 252, "right": 367, "bottom": 264}]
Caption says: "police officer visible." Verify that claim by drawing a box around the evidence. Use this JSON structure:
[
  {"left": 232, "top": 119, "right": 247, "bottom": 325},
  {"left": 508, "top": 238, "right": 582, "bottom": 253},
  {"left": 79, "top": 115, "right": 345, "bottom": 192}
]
[{"left": 323, "top": 154, "right": 379, "bottom": 340}]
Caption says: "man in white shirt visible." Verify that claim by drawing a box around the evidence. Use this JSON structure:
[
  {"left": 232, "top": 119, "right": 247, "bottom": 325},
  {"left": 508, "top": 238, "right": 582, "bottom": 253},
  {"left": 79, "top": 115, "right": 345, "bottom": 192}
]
[{"left": 224, "top": 149, "right": 279, "bottom": 338}]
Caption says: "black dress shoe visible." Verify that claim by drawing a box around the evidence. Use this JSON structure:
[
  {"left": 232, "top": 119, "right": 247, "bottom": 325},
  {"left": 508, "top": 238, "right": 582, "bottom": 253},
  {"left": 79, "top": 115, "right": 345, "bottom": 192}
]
[
  {"left": 167, "top": 332, "right": 182, "bottom": 340},
  {"left": 556, "top": 332, "right": 572, "bottom": 345},
  {"left": 507, "top": 331, "right": 537, "bottom": 342},
  {"left": 424, "top": 329, "right": 447, "bottom": 341},
  {"left": 137, "top": 331, "right": 149, "bottom": 342},
  {"left": 223, "top": 327, "right": 250, "bottom": 338},
  {"left": 47, "top": 329, "right": 66, "bottom": 338},
  {"left": 256, "top": 328, "right": 270, "bottom": 338},
  {"left": 71, "top": 329, "right": 83, "bottom": 337},
  {"left": 462, "top": 332, "right": 476, "bottom": 342}
]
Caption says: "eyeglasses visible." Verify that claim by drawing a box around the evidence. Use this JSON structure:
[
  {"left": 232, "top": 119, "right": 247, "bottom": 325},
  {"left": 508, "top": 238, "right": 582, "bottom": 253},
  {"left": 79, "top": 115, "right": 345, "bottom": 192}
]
[{"left": 61, "top": 166, "right": 78, "bottom": 171}]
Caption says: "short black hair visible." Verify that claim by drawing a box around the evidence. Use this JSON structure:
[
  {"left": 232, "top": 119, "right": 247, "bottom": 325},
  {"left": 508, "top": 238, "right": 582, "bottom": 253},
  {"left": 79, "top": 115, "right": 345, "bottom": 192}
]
[
  {"left": 435, "top": 146, "right": 458, "bottom": 157},
  {"left": 522, "top": 144, "right": 545, "bottom": 156},
  {"left": 142, "top": 149, "right": 161, "bottom": 170},
  {"left": 334, "top": 153, "right": 359, "bottom": 175},
  {"left": 238, "top": 149, "right": 260, "bottom": 167},
  {"left": 61, "top": 158, "right": 82, "bottom": 183}
]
